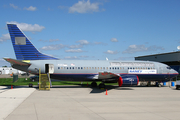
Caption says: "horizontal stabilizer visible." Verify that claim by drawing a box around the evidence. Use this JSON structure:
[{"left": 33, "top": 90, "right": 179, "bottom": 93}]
[{"left": 4, "top": 58, "right": 31, "bottom": 66}]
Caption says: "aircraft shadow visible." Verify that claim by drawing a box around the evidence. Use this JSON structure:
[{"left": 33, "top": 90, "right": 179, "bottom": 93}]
[{"left": 32, "top": 84, "right": 134, "bottom": 93}]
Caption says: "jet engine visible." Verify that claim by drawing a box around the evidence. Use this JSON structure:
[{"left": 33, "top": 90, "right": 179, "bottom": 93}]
[{"left": 118, "top": 75, "right": 139, "bottom": 87}]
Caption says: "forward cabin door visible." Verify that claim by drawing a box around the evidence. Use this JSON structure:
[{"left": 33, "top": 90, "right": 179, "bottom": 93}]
[{"left": 45, "top": 64, "right": 54, "bottom": 74}]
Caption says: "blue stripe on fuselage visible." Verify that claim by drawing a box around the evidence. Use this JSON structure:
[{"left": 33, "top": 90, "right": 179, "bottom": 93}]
[{"left": 49, "top": 73, "right": 178, "bottom": 82}]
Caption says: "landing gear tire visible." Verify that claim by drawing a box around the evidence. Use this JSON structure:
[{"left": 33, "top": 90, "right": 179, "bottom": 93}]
[
  {"left": 156, "top": 83, "right": 161, "bottom": 87},
  {"left": 99, "top": 83, "right": 105, "bottom": 89},
  {"left": 91, "top": 81, "right": 97, "bottom": 87}
]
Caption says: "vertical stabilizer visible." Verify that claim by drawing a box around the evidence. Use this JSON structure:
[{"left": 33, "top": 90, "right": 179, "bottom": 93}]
[{"left": 7, "top": 24, "right": 58, "bottom": 60}]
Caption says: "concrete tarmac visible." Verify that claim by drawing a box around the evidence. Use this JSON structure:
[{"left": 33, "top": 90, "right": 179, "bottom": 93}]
[
  {"left": 2, "top": 85, "right": 180, "bottom": 120},
  {"left": 0, "top": 86, "right": 35, "bottom": 120}
]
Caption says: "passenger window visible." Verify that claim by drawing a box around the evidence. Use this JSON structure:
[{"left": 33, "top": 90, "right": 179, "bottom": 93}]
[
  {"left": 81, "top": 67, "right": 83, "bottom": 69},
  {"left": 106, "top": 67, "right": 108, "bottom": 70}
]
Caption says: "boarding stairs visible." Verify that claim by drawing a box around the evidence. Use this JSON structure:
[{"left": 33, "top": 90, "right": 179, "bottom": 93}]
[{"left": 39, "top": 69, "right": 52, "bottom": 90}]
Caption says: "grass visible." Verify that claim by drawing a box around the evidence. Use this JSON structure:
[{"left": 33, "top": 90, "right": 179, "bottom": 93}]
[{"left": 0, "top": 78, "right": 118, "bottom": 86}]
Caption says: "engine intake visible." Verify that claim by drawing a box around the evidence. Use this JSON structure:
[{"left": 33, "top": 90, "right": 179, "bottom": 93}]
[{"left": 118, "top": 75, "right": 139, "bottom": 87}]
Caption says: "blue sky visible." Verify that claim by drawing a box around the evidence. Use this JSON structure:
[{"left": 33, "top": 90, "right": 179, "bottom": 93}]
[{"left": 0, "top": 0, "right": 180, "bottom": 66}]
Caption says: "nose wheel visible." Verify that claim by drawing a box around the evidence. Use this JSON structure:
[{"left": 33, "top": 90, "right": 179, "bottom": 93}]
[
  {"left": 156, "top": 82, "right": 161, "bottom": 87},
  {"left": 91, "top": 81, "right": 97, "bottom": 87}
]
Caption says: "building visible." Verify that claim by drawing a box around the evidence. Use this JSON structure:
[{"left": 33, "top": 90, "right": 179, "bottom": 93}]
[
  {"left": 0, "top": 67, "right": 25, "bottom": 75},
  {"left": 135, "top": 51, "right": 180, "bottom": 73}
]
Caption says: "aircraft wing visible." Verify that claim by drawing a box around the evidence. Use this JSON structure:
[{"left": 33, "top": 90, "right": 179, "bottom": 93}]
[
  {"left": 4, "top": 58, "right": 31, "bottom": 66},
  {"left": 91, "top": 71, "right": 120, "bottom": 80}
]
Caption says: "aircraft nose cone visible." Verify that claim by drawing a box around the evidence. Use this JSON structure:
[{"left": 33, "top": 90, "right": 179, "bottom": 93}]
[
  {"left": 175, "top": 70, "right": 179, "bottom": 74},
  {"left": 172, "top": 69, "right": 179, "bottom": 75}
]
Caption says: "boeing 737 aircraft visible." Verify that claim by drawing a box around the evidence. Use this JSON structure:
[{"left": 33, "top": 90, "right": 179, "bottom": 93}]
[{"left": 4, "top": 24, "right": 179, "bottom": 88}]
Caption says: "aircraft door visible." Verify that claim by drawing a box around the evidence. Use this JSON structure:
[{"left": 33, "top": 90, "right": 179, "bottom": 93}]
[{"left": 45, "top": 64, "right": 54, "bottom": 74}]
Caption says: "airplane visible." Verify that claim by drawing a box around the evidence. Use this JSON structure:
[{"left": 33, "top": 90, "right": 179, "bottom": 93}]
[{"left": 4, "top": 24, "right": 179, "bottom": 88}]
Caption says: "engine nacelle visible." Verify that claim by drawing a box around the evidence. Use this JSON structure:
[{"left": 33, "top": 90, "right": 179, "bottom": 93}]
[{"left": 118, "top": 75, "right": 139, "bottom": 87}]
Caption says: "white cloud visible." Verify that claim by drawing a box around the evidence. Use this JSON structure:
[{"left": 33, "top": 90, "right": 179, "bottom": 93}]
[
  {"left": 116, "top": 56, "right": 134, "bottom": 61},
  {"left": 49, "top": 39, "right": 60, "bottom": 42},
  {"left": 79, "top": 55, "right": 89, "bottom": 58},
  {"left": 65, "top": 49, "right": 83, "bottom": 53},
  {"left": 24, "top": 6, "right": 37, "bottom": 11},
  {"left": 6, "top": 21, "right": 45, "bottom": 32},
  {"left": 68, "top": 44, "right": 83, "bottom": 49},
  {"left": 123, "top": 44, "right": 164, "bottom": 54},
  {"left": 110, "top": 38, "right": 118, "bottom": 42},
  {"left": 64, "top": 56, "right": 78, "bottom": 59},
  {"left": 76, "top": 40, "right": 89, "bottom": 45},
  {"left": 0, "top": 33, "right": 10, "bottom": 42},
  {"left": 104, "top": 50, "right": 118, "bottom": 54},
  {"left": 93, "top": 42, "right": 107, "bottom": 45},
  {"left": 39, "top": 39, "right": 60, "bottom": 42},
  {"left": 10, "top": 3, "right": 19, "bottom": 9},
  {"left": 40, "top": 44, "right": 66, "bottom": 50},
  {"left": 69, "top": 0, "right": 100, "bottom": 13}
]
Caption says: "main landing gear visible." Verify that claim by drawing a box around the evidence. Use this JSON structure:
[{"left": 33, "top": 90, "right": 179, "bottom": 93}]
[
  {"left": 91, "top": 81, "right": 106, "bottom": 89},
  {"left": 99, "top": 82, "right": 106, "bottom": 89}
]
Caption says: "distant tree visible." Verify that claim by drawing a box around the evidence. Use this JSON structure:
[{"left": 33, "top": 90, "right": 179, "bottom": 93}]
[{"left": 2, "top": 66, "right": 7, "bottom": 67}]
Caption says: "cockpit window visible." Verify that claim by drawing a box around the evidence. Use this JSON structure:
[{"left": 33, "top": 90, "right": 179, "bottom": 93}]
[{"left": 167, "top": 67, "right": 171, "bottom": 69}]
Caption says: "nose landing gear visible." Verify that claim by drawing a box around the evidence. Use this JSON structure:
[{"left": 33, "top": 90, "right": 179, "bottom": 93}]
[{"left": 91, "top": 81, "right": 97, "bottom": 87}]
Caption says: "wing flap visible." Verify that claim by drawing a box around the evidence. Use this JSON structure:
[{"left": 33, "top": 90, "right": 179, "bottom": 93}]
[{"left": 4, "top": 58, "right": 31, "bottom": 66}]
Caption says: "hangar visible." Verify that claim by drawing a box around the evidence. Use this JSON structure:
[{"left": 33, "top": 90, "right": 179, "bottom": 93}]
[{"left": 135, "top": 51, "right": 180, "bottom": 74}]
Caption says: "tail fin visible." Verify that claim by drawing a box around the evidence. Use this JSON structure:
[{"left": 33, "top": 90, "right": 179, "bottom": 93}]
[{"left": 7, "top": 24, "right": 58, "bottom": 60}]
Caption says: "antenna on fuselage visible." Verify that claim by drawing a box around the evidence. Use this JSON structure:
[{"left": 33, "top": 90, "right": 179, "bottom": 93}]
[{"left": 106, "top": 57, "right": 108, "bottom": 61}]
